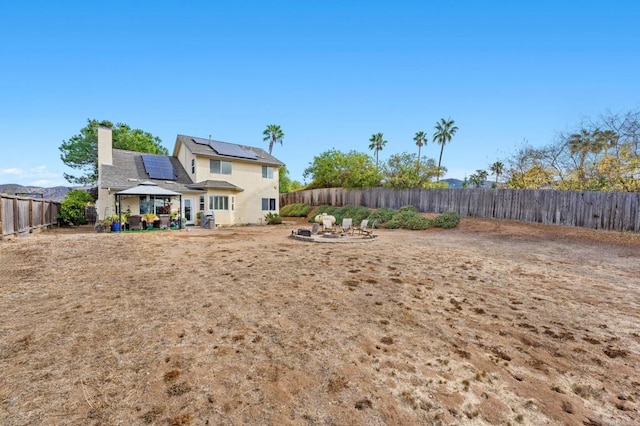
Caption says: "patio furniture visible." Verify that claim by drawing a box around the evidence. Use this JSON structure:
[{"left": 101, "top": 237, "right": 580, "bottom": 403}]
[
  {"left": 128, "top": 214, "right": 142, "bottom": 230},
  {"left": 322, "top": 218, "right": 335, "bottom": 233},
  {"left": 311, "top": 223, "right": 320, "bottom": 234},
  {"left": 158, "top": 214, "right": 171, "bottom": 229},
  {"left": 352, "top": 219, "right": 373, "bottom": 237},
  {"left": 340, "top": 218, "right": 352, "bottom": 234}
]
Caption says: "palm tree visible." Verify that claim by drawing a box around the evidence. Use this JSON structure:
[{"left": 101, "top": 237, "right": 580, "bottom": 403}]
[
  {"left": 490, "top": 161, "right": 504, "bottom": 186},
  {"left": 368, "top": 132, "right": 387, "bottom": 168},
  {"left": 413, "top": 131, "right": 427, "bottom": 170},
  {"left": 476, "top": 169, "right": 489, "bottom": 187},
  {"left": 433, "top": 118, "right": 459, "bottom": 182},
  {"left": 468, "top": 173, "right": 481, "bottom": 188},
  {"left": 262, "top": 124, "right": 284, "bottom": 155}
]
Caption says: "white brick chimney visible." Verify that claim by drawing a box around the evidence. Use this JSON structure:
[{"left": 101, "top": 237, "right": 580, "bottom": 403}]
[
  {"left": 96, "top": 125, "right": 113, "bottom": 220},
  {"left": 97, "top": 125, "right": 113, "bottom": 167}
]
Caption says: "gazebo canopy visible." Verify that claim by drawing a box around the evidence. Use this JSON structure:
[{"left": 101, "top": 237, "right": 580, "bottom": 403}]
[
  {"left": 115, "top": 181, "right": 182, "bottom": 196},
  {"left": 114, "top": 181, "right": 183, "bottom": 231}
]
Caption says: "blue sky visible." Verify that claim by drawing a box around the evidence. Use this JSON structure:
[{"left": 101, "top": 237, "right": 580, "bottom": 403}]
[{"left": 1, "top": 1, "right": 639, "bottom": 187}]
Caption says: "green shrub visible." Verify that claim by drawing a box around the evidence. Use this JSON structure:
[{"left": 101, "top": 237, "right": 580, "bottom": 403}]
[
  {"left": 279, "top": 203, "right": 312, "bottom": 217},
  {"left": 433, "top": 211, "right": 460, "bottom": 229},
  {"left": 406, "top": 215, "right": 433, "bottom": 230},
  {"left": 367, "top": 208, "right": 395, "bottom": 227},
  {"left": 398, "top": 205, "right": 418, "bottom": 213},
  {"left": 265, "top": 212, "right": 282, "bottom": 225},
  {"left": 382, "top": 206, "right": 433, "bottom": 230},
  {"left": 58, "top": 189, "right": 93, "bottom": 226}
]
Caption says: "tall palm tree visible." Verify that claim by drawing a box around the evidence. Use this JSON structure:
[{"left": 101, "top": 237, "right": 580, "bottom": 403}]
[
  {"left": 413, "top": 131, "right": 427, "bottom": 170},
  {"left": 368, "top": 132, "right": 387, "bottom": 168},
  {"left": 262, "top": 124, "right": 284, "bottom": 155},
  {"left": 433, "top": 118, "right": 458, "bottom": 182},
  {"left": 490, "top": 161, "right": 504, "bottom": 185},
  {"left": 476, "top": 169, "right": 489, "bottom": 187}
]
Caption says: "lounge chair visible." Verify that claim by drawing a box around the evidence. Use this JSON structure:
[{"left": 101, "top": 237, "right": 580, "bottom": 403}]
[
  {"left": 322, "top": 218, "right": 335, "bottom": 233},
  {"left": 352, "top": 219, "right": 373, "bottom": 237},
  {"left": 340, "top": 218, "right": 352, "bottom": 234}
]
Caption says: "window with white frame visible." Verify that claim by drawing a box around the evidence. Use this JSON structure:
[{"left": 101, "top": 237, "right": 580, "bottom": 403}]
[
  {"left": 191, "top": 158, "right": 195, "bottom": 174},
  {"left": 262, "top": 166, "right": 274, "bottom": 179},
  {"left": 261, "top": 198, "right": 276, "bottom": 211},
  {"left": 210, "top": 159, "right": 232, "bottom": 175},
  {"left": 199, "top": 195, "right": 205, "bottom": 211},
  {"left": 210, "top": 195, "right": 229, "bottom": 210}
]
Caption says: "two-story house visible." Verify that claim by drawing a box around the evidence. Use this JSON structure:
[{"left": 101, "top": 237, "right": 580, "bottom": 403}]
[{"left": 96, "top": 126, "right": 284, "bottom": 226}]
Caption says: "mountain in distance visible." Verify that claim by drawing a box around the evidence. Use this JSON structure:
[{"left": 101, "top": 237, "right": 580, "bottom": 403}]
[
  {"left": 0, "top": 184, "right": 77, "bottom": 202},
  {"left": 441, "top": 178, "right": 464, "bottom": 188}
]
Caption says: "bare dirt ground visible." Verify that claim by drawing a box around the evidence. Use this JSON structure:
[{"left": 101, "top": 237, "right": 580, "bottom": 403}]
[{"left": 0, "top": 217, "right": 639, "bottom": 425}]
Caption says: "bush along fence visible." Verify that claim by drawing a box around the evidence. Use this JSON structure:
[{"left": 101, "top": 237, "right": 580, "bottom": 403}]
[
  {"left": 0, "top": 194, "right": 60, "bottom": 240},
  {"left": 280, "top": 187, "right": 640, "bottom": 232}
]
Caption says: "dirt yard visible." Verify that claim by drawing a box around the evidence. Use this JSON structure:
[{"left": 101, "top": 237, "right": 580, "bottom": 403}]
[{"left": 0, "top": 217, "right": 638, "bottom": 425}]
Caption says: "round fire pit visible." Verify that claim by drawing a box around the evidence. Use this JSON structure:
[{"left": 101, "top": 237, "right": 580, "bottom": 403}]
[{"left": 289, "top": 230, "right": 378, "bottom": 243}]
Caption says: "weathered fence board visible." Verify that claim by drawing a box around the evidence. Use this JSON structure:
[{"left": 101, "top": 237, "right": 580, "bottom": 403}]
[
  {"left": 0, "top": 194, "right": 60, "bottom": 239},
  {"left": 280, "top": 188, "right": 640, "bottom": 232}
]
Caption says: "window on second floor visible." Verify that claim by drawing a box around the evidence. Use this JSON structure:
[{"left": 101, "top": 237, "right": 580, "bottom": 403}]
[
  {"left": 210, "top": 159, "right": 232, "bottom": 175},
  {"left": 261, "top": 198, "right": 276, "bottom": 211},
  {"left": 191, "top": 158, "right": 195, "bottom": 174},
  {"left": 262, "top": 166, "right": 274, "bottom": 179}
]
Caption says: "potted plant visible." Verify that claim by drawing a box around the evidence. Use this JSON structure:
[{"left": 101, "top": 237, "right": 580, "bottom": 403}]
[
  {"left": 142, "top": 212, "right": 158, "bottom": 229},
  {"left": 106, "top": 214, "right": 121, "bottom": 232}
]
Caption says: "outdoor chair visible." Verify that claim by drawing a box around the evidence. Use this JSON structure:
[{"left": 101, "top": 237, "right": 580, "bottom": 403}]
[
  {"left": 311, "top": 223, "right": 320, "bottom": 234},
  {"left": 128, "top": 214, "right": 142, "bottom": 230},
  {"left": 158, "top": 214, "right": 171, "bottom": 229},
  {"left": 322, "top": 218, "right": 335, "bottom": 233},
  {"left": 352, "top": 219, "right": 373, "bottom": 237},
  {"left": 340, "top": 218, "right": 352, "bottom": 234}
]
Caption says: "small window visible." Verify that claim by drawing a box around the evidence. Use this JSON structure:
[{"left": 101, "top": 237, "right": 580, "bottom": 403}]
[
  {"left": 191, "top": 158, "right": 195, "bottom": 174},
  {"left": 261, "top": 198, "right": 276, "bottom": 211},
  {"left": 199, "top": 195, "right": 205, "bottom": 211},
  {"left": 210, "top": 160, "right": 232, "bottom": 175},
  {"left": 210, "top": 195, "right": 229, "bottom": 210},
  {"left": 262, "top": 166, "right": 274, "bottom": 179}
]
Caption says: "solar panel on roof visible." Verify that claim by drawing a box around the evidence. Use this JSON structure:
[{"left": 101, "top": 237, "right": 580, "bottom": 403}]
[
  {"left": 141, "top": 155, "right": 176, "bottom": 180},
  {"left": 209, "top": 140, "right": 258, "bottom": 160}
]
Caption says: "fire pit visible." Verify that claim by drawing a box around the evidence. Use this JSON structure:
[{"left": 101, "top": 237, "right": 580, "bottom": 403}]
[{"left": 289, "top": 228, "right": 378, "bottom": 244}]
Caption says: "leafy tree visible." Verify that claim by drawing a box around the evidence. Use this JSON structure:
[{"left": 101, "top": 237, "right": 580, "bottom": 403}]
[
  {"left": 502, "top": 110, "right": 640, "bottom": 191},
  {"left": 263, "top": 124, "right": 284, "bottom": 155},
  {"left": 59, "top": 119, "right": 167, "bottom": 185},
  {"left": 278, "top": 165, "right": 302, "bottom": 193},
  {"left": 58, "top": 189, "right": 93, "bottom": 225},
  {"left": 382, "top": 152, "right": 442, "bottom": 188},
  {"left": 490, "top": 161, "right": 505, "bottom": 186},
  {"left": 433, "top": 118, "right": 458, "bottom": 182},
  {"left": 413, "top": 131, "right": 427, "bottom": 170},
  {"left": 368, "top": 132, "right": 387, "bottom": 168},
  {"left": 303, "top": 149, "right": 381, "bottom": 189}
]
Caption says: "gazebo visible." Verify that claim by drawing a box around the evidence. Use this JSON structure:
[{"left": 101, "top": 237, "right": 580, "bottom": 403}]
[{"left": 114, "top": 181, "right": 183, "bottom": 231}]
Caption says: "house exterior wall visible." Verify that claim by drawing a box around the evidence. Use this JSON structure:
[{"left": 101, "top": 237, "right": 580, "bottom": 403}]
[{"left": 190, "top": 154, "right": 280, "bottom": 225}]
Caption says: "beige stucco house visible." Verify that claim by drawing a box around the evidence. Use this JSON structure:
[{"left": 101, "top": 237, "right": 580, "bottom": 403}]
[{"left": 96, "top": 126, "right": 284, "bottom": 226}]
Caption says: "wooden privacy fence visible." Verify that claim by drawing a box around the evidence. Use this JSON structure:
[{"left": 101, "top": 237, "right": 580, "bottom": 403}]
[
  {"left": 280, "top": 188, "right": 640, "bottom": 232},
  {"left": 0, "top": 194, "right": 60, "bottom": 239}
]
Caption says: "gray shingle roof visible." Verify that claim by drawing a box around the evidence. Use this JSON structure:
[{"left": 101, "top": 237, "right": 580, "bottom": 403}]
[
  {"left": 176, "top": 134, "right": 284, "bottom": 167},
  {"left": 100, "top": 149, "right": 200, "bottom": 193},
  {"left": 186, "top": 180, "right": 244, "bottom": 192}
]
